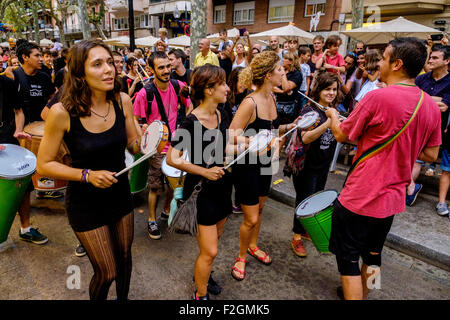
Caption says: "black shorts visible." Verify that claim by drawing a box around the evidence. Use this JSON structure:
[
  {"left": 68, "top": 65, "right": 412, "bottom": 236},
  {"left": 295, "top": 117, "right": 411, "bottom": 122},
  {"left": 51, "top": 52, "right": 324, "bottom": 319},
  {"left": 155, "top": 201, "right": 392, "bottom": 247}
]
[
  {"left": 329, "top": 200, "right": 394, "bottom": 276},
  {"left": 233, "top": 165, "right": 272, "bottom": 206}
]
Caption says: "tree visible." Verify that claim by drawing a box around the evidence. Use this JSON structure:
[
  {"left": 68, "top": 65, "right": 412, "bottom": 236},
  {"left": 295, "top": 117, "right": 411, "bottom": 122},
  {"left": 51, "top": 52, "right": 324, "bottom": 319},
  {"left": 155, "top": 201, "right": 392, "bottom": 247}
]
[
  {"left": 190, "top": 0, "right": 206, "bottom": 69},
  {"left": 350, "top": 0, "right": 364, "bottom": 50},
  {"left": 4, "top": 1, "right": 28, "bottom": 40},
  {"left": 88, "top": 0, "right": 107, "bottom": 40}
]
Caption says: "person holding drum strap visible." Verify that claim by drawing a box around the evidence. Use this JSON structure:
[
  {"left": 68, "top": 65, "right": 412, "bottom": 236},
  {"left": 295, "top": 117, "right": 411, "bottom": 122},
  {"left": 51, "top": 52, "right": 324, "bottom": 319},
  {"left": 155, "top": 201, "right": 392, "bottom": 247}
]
[
  {"left": 10, "top": 41, "right": 56, "bottom": 244},
  {"left": 228, "top": 51, "right": 300, "bottom": 281},
  {"left": 326, "top": 38, "right": 441, "bottom": 300},
  {"left": 133, "top": 51, "right": 191, "bottom": 240},
  {"left": 37, "top": 40, "right": 140, "bottom": 300},
  {"left": 289, "top": 70, "right": 340, "bottom": 258},
  {"left": 168, "top": 65, "right": 238, "bottom": 300}
]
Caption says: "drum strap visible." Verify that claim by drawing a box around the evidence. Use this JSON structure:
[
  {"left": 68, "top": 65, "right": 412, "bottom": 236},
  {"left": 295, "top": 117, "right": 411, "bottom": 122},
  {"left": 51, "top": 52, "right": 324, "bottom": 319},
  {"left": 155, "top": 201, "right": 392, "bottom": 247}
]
[{"left": 343, "top": 89, "right": 425, "bottom": 187}]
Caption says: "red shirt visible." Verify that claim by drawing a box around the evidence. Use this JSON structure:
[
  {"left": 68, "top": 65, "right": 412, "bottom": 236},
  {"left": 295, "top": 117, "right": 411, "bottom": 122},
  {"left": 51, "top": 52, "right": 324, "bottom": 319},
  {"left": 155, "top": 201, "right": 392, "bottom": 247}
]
[
  {"left": 339, "top": 85, "right": 441, "bottom": 218},
  {"left": 318, "top": 52, "right": 345, "bottom": 74}
]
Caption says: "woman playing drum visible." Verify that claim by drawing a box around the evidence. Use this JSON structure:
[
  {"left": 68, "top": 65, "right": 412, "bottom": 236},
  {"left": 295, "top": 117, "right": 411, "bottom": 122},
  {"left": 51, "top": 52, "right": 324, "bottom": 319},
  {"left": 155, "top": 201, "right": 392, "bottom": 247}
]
[
  {"left": 228, "top": 51, "right": 300, "bottom": 281},
  {"left": 289, "top": 70, "right": 341, "bottom": 257},
  {"left": 37, "top": 40, "right": 140, "bottom": 300},
  {"left": 167, "top": 65, "right": 238, "bottom": 300}
]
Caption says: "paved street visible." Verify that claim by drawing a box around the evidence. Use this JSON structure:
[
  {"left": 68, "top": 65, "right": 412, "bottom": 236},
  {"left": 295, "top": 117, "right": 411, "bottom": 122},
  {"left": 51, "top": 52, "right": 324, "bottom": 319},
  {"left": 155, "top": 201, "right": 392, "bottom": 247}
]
[{"left": 0, "top": 188, "right": 449, "bottom": 300}]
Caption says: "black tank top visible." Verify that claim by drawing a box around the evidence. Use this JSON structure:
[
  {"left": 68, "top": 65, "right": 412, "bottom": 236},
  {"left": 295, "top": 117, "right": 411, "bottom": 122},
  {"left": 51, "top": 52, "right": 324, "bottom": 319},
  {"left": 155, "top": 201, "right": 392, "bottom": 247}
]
[
  {"left": 63, "top": 99, "right": 133, "bottom": 232},
  {"left": 240, "top": 95, "right": 280, "bottom": 167},
  {"left": 64, "top": 100, "right": 127, "bottom": 172}
]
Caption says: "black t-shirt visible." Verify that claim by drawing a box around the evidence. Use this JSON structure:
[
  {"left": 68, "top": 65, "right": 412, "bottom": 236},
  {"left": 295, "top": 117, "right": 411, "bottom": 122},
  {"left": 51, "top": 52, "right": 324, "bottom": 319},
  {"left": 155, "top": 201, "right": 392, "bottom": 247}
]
[
  {"left": 14, "top": 68, "right": 55, "bottom": 124},
  {"left": 54, "top": 57, "right": 65, "bottom": 73},
  {"left": 0, "top": 75, "right": 19, "bottom": 123},
  {"left": 0, "top": 75, "right": 20, "bottom": 143},
  {"left": 121, "top": 75, "right": 143, "bottom": 98},
  {"left": 300, "top": 104, "right": 337, "bottom": 174},
  {"left": 276, "top": 70, "right": 302, "bottom": 103},
  {"left": 54, "top": 67, "right": 66, "bottom": 89},
  {"left": 171, "top": 69, "right": 191, "bottom": 85},
  {"left": 41, "top": 64, "right": 53, "bottom": 79},
  {"left": 219, "top": 57, "right": 233, "bottom": 81}
]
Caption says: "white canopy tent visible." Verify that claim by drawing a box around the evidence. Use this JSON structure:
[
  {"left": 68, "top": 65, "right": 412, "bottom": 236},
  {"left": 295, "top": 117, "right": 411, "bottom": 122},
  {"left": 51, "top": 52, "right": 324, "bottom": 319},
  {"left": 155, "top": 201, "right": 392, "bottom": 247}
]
[
  {"left": 168, "top": 35, "right": 190, "bottom": 48},
  {"left": 103, "top": 36, "right": 130, "bottom": 46},
  {"left": 207, "top": 28, "right": 240, "bottom": 44},
  {"left": 249, "top": 23, "right": 314, "bottom": 45},
  {"left": 341, "top": 16, "right": 443, "bottom": 45},
  {"left": 39, "top": 38, "right": 53, "bottom": 47},
  {"left": 135, "top": 36, "right": 159, "bottom": 47}
]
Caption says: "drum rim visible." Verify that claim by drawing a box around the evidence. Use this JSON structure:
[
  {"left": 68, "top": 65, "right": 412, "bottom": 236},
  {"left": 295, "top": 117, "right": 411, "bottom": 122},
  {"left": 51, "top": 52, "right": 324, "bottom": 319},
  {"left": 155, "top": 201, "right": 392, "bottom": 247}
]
[
  {"left": 23, "top": 121, "right": 45, "bottom": 137},
  {"left": 297, "top": 111, "right": 319, "bottom": 129},
  {"left": 295, "top": 189, "right": 338, "bottom": 218},
  {"left": 0, "top": 144, "right": 37, "bottom": 179},
  {"left": 249, "top": 129, "right": 273, "bottom": 153},
  {"left": 161, "top": 154, "right": 187, "bottom": 178},
  {"left": 141, "top": 120, "right": 164, "bottom": 154}
]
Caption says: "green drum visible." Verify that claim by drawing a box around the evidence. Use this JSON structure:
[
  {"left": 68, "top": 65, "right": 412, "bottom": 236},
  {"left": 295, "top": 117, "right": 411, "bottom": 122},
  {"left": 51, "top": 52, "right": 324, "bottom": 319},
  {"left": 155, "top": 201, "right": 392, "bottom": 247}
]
[
  {"left": 125, "top": 151, "right": 149, "bottom": 194},
  {"left": 0, "top": 144, "right": 36, "bottom": 244},
  {"left": 295, "top": 190, "right": 338, "bottom": 253}
]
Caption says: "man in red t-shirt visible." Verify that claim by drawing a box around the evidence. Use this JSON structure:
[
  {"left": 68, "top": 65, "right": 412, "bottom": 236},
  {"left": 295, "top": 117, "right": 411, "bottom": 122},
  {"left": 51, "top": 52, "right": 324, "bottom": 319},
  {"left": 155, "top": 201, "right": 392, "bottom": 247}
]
[{"left": 326, "top": 38, "right": 441, "bottom": 300}]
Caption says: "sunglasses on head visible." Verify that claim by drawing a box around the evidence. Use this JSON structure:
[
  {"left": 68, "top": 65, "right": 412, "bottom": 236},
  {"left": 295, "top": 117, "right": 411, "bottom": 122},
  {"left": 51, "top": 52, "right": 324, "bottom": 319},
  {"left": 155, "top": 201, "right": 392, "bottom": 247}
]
[{"left": 348, "top": 51, "right": 358, "bottom": 58}]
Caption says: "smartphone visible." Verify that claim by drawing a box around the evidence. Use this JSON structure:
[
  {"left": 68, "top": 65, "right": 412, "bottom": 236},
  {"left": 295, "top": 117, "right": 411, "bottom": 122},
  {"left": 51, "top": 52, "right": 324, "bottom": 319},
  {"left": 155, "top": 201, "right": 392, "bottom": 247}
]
[
  {"left": 430, "top": 34, "right": 444, "bottom": 41},
  {"left": 239, "top": 28, "right": 247, "bottom": 36}
]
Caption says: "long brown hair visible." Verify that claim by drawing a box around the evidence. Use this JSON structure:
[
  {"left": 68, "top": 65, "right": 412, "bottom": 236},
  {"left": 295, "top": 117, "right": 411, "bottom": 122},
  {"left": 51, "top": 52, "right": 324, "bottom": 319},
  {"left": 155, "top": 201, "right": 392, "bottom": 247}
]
[{"left": 61, "top": 39, "right": 121, "bottom": 117}]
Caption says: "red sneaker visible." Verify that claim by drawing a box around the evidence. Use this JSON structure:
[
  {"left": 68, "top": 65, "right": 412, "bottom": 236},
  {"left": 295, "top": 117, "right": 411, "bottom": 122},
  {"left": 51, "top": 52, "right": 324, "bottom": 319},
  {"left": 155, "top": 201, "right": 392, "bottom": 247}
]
[{"left": 291, "top": 237, "right": 307, "bottom": 257}]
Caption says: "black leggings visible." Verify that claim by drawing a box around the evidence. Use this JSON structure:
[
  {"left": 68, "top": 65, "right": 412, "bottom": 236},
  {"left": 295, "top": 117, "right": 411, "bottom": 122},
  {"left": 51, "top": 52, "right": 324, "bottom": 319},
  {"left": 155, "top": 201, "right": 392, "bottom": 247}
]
[
  {"left": 292, "top": 169, "right": 329, "bottom": 234},
  {"left": 75, "top": 212, "right": 134, "bottom": 300}
]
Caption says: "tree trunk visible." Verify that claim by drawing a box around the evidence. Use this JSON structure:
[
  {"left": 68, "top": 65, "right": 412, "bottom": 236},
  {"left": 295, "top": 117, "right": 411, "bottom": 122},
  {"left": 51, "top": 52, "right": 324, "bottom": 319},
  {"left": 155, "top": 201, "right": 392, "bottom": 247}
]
[
  {"left": 77, "top": 0, "right": 91, "bottom": 40},
  {"left": 190, "top": 0, "right": 206, "bottom": 69},
  {"left": 350, "top": 0, "right": 364, "bottom": 50},
  {"left": 32, "top": 1, "right": 40, "bottom": 43}
]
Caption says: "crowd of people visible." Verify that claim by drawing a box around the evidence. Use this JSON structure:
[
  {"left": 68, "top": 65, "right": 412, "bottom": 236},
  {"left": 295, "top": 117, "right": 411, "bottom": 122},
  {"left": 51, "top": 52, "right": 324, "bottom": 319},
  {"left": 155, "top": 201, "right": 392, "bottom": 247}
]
[{"left": 0, "top": 28, "right": 448, "bottom": 301}]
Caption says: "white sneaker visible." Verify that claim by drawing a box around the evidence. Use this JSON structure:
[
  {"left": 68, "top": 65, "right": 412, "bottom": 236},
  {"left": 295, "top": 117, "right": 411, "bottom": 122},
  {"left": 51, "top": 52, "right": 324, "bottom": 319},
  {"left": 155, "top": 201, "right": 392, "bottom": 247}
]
[{"left": 436, "top": 202, "right": 449, "bottom": 216}]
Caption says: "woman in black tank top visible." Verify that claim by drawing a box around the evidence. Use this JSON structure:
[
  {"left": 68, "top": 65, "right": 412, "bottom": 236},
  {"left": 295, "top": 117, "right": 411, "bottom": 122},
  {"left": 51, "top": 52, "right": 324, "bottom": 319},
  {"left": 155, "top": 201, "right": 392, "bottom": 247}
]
[
  {"left": 37, "top": 40, "right": 141, "bottom": 300},
  {"left": 228, "top": 51, "right": 301, "bottom": 281}
]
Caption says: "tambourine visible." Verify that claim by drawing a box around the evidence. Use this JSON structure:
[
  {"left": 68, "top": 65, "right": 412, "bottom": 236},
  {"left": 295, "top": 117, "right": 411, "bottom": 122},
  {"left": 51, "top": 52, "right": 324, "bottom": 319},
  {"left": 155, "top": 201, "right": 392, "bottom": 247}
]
[{"left": 115, "top": 120, "right": 169, "bottom": 178}]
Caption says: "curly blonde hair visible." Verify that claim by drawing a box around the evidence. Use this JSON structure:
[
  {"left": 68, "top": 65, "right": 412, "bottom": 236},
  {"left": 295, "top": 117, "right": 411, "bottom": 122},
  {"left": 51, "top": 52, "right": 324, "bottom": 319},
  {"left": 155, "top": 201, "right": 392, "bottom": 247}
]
[{"left": 239, "top": 50, "right": 280, "bottom": 89}]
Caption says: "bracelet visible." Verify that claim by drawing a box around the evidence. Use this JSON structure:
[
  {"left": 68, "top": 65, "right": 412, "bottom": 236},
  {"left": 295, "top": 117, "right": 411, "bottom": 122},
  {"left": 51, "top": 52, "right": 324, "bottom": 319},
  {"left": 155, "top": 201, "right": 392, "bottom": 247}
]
[
  {"left": 81, "top": 169, "right": 91, "bottom": 183},
  {"left": 86, "top": 169, "right": 90, "bottom": 183}
]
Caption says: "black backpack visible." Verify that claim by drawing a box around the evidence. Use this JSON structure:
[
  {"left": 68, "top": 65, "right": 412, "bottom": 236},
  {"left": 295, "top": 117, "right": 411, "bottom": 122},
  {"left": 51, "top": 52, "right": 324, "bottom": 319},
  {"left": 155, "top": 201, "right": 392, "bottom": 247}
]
[{"left": 144, "top": 79, "right": 187, "bottom": 142}]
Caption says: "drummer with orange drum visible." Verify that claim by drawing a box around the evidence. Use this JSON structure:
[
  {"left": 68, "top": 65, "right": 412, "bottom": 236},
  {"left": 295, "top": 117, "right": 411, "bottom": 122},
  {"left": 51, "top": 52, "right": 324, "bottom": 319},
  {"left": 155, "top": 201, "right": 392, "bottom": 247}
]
[
  {"left": 133, "top": 51, "right": 191, "bottom": 240},
  {"left": 7, "top": 40, "right": 55, "bottom": 245}
]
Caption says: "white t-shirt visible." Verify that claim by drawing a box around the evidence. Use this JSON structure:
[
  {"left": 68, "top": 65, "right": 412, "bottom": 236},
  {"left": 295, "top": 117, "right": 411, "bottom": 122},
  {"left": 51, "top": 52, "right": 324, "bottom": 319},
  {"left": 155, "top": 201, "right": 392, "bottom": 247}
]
[
  {"left": 218, "top": 40, "right": 233, "bottom": 51},
  {"left": 299, "top": 63, "right": 311, "bottom": 92},
  {"left": 355, "top": 79, "right": 379, "bottom": 102}
]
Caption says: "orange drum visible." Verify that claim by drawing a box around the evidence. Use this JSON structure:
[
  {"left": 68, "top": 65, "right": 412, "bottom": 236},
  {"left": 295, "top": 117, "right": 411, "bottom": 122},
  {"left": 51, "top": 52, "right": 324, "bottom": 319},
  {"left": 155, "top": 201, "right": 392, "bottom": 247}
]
[{"left": 20, "top": 121, "right": 70, "bottom": 191}]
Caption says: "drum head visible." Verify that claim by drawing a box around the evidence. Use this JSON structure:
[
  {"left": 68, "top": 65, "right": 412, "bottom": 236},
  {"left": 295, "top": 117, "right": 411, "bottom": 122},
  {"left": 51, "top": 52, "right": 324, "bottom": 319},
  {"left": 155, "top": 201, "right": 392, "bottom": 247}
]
[
  {"left": 162, "top": 152, "right": 189, "bottom": 178},
  {"left": 248, "top": 130, "right": 273, "bottom": 153},
  {"left": 296, "top": 190, "right": 338, "bottom": 218},
  {"left": 141, "top": 121, "right": 163, "bottom": 154},
  {"left": 24, "top": 121, "right": 45, "bottom": 137},
  {"left": 0, "top": 144, "right": 37, "bottom": 179},
  {"left": 297, "top": 111, "right": 319, "bottom": 129}
]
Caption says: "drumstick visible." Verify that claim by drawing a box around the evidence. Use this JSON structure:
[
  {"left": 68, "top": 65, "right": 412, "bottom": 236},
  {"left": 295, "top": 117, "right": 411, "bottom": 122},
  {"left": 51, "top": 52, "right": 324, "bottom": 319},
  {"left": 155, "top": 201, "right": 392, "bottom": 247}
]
[
  {"left": 297, "top": 91, "right": 328, "bottom": 112},
  {"left": 224, "top": 137, "right": 264, "bottom": 170},
  {"left": 115, "top": 149, "right": 157, "bottom": 177},
  {"left": 138, "top": 64, "right": 151, "bottom": 80}
]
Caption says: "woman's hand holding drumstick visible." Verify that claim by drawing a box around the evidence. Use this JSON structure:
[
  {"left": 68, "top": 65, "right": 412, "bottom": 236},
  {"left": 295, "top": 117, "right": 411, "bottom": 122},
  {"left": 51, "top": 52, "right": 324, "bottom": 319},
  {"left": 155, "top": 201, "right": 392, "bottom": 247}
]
[
  {"left": 88, "top": 170, "right": 118, "bottom": 188},
  {"left": 202, "top": 166, "right": 225, "bottom": 181}
]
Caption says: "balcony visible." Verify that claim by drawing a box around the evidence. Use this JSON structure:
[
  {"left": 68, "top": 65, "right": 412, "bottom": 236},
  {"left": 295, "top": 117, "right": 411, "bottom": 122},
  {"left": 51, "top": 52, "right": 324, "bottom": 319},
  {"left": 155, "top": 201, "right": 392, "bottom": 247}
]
[
  {"left": 341, "top": 0, "right": 447, "bottom": 16},
  {"left": 106, "top": 0, "right": 145, "bottom": 13},
  {"left": 148, "top": 0, "right": 191, "bottom": 15}
]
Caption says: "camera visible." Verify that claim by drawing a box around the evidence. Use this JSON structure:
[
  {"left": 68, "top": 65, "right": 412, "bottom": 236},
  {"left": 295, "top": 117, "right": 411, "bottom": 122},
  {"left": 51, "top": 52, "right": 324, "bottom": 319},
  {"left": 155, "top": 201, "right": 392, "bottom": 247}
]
[{"left": 430, "top": 34, "right": 444, "bottom": 41}]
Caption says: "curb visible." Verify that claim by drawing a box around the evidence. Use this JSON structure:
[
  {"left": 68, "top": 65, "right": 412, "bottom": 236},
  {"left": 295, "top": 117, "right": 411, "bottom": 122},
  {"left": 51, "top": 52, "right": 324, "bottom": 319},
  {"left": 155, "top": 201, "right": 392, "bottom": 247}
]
[{"left": 269, "top": 187, "right": 450, "bottom": 272}]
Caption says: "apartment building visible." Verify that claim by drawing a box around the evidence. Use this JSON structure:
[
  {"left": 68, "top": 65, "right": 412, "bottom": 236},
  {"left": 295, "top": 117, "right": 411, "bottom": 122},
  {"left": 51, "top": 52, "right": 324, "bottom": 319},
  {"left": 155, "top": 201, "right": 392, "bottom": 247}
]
[
  {"left": 207, "top": 0, "right": 344, "bottom": 35},
  {"left": 340, "top": 0, "right": 449, "bottom": 34},
  {"left": 108, "top": 0, "right": 191, "bottom": 39}
]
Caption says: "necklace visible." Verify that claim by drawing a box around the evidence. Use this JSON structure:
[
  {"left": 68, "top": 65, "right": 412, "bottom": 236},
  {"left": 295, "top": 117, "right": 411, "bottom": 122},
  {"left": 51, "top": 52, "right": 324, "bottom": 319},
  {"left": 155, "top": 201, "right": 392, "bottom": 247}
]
[{"left": 90, "top": 102, "right": 111, "bottom": 122}]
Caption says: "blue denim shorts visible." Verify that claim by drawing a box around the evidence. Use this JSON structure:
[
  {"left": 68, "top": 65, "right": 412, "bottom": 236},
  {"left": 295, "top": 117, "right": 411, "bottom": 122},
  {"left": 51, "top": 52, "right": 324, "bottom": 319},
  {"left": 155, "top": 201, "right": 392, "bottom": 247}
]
[{"left": 441, "top": 149, "right": 450, "bottom": 172}]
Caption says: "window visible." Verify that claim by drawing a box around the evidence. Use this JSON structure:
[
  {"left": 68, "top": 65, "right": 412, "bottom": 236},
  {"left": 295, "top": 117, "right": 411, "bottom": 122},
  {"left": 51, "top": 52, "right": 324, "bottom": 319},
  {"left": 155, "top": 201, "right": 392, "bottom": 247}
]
[
  {"left": 233, "top": 2, "right": 255, "bottom": 25},
  {"left": 214, "top": 5, "right": 226, "bottom": 24},
  {"left": 141, "top": 14, "right": 149, "bottom": 27},
  {"left": 268, "top": 0, "right": 294, "bottom": 23},
  {"left": 113, "top": 18, "right": 118, "bottom": 30},
  {"left": 305, "top": 0, "right": 326, "bottom": 17}
]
